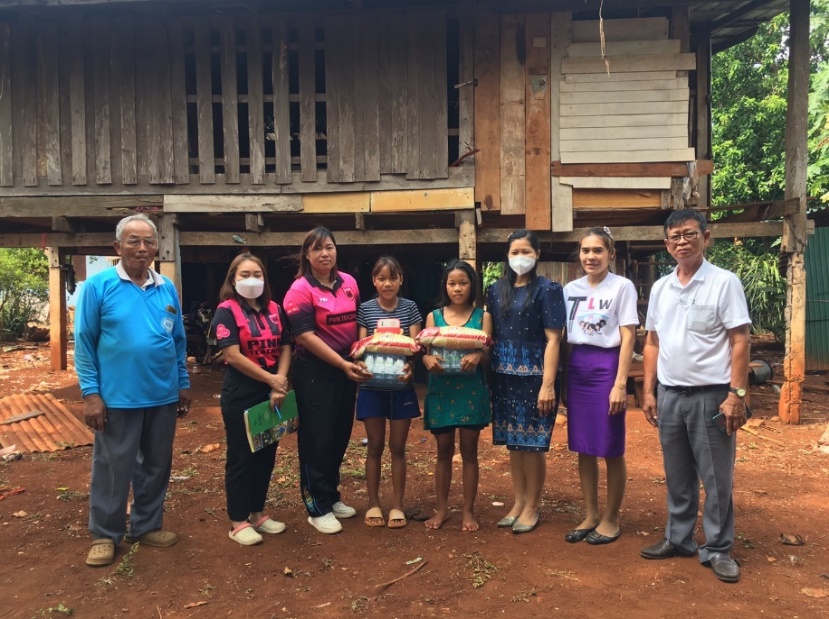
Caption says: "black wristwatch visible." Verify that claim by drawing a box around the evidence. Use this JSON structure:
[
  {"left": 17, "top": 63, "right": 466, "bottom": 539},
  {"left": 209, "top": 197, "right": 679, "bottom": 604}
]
[{"left": 729, "top": 387, "right": 747, "bottom": 398}]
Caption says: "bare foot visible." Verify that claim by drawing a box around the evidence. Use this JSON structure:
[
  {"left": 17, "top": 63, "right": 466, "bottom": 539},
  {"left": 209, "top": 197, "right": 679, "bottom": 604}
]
[
  {"left": 575, "top": 517, "right": 600, "bottom": 532},
  {"left": 461, "top": 512, "right": 479, "bottom": 532},
  {"left": 516, "top": 509, "right": 539, "bottom": 528},
  {"left": 424, "top": 510, "right": 449, "bottom": 530}
]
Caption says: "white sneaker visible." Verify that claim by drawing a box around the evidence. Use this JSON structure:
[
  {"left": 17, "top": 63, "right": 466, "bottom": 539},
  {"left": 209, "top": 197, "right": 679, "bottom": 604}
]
[
  {"left": 308, "top": 512, "right": 343, "bottom": 534},
  {"left": 332, "top": 501, "right": 357, "bottom": 519}
]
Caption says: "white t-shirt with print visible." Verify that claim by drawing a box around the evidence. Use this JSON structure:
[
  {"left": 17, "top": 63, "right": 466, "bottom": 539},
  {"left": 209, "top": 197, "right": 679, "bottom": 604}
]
[{"left": 564, "top": 272, "right": 639, "bottom": 348}]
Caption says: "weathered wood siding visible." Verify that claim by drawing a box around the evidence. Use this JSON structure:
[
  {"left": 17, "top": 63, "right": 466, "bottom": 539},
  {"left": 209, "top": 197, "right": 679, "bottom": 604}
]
[
  {"left": 0, "top": 13, "right": 457, "bottom": 197},
  {"left": 473, "top": 13, "right": 696, "bottom": 230}
]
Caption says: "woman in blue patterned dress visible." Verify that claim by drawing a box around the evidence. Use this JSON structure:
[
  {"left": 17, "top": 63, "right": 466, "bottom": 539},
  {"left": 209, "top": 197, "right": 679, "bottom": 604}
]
[{"left": 487, "top": 230, "right": 566, "bottom": 534}]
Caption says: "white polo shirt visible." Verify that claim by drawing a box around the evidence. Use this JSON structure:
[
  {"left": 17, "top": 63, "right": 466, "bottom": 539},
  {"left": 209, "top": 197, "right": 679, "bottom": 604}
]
[{"left": 645, "top": 259, "right": 751, "bottom": 387}]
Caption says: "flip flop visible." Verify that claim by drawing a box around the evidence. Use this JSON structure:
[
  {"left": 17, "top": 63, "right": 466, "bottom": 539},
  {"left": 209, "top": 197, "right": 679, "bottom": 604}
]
[
  {"left": 364, "top": 506, "right": 385, "bottom": 528},
  {"left": 387, "top": 508, "right": 408, "bottom": 529},
  {"left": 86, "top": 538, "right": 115, "bottom": 567}
]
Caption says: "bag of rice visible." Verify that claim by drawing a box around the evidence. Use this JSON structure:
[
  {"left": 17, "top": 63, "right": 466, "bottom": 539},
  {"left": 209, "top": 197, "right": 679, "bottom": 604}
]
[
  {"left": 350, "top": 332, "right": 420, "bottom": 359},
  {"left": 415, "top": 326, "right": 491, "bottom": 350}
]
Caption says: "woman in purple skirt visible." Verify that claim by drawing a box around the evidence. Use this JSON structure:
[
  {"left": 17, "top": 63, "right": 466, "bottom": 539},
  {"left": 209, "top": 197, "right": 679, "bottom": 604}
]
[{"left": 563, "top": 227, "right": 638, "bottom": 545}]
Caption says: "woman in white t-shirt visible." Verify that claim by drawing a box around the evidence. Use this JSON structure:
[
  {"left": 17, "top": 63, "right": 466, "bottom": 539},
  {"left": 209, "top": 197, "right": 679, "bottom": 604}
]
[{"left": 563, "top": 227, "right": 638, "bottom": 546}]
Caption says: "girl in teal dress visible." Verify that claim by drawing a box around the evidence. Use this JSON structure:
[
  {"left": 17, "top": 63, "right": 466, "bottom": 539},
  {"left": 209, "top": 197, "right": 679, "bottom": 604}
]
[{"left": 422, "top": 260, "right": 492, "bottom": 532}]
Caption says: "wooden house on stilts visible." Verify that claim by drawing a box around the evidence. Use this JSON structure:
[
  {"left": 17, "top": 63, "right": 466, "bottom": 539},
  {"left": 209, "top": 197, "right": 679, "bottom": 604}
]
[{"left": 0, "top": 0, "right": 811, "bottom": 421}]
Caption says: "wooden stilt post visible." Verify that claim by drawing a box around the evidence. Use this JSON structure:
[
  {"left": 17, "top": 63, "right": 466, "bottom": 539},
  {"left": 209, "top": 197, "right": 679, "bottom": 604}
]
[
  {"left": 157, "top": 213, "right": 182, "bottom": 301},
  {"left": 47, "top": 247, "right": 67, "bottom": 371},
  {"left": 779, "top": 0, "right": 810, "bottom": 424},
  {"left": 693, "top": 30, "right": 711, "bottom": 207},
  {"left": 456, "top": 210, "right": 480, "bottom": 302}
]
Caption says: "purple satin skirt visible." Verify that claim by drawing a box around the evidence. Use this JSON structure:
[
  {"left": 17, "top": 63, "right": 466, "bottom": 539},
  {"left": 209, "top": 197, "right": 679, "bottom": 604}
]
[{"left": 566, "top": 344, "right": 626, "bottom": 458}]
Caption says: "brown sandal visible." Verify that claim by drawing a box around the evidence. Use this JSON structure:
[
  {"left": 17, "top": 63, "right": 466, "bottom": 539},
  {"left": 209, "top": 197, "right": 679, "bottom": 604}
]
[{"left": 86, "top": 538, "right": 115, "bottom": 567}]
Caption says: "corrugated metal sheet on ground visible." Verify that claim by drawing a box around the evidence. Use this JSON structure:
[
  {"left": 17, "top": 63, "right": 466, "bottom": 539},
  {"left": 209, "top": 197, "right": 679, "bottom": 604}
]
[
  {"left": 806, "top": 226, "right": 829, "bottom": 371},
  {"left": 0, "top": 393, "right": 93, "bottom": 452}
]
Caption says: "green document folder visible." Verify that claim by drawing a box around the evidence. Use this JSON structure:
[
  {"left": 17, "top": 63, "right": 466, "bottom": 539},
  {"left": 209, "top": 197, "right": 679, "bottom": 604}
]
[{"left": 243, "top": 390, "right": 299, "bottom": 452}]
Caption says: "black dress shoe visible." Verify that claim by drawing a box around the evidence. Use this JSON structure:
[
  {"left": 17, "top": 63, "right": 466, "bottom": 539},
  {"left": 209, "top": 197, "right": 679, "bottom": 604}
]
[
  {"left": 640, "top": 538, "right": 695, "bottom": 560},
  {"left": 564, "top": 528, "right": 594, "bottom": 543},
  {"left": 706, "top": 554, "right": 740, "bottom": 583},
  {"left": 585, "top": 529, "right": 621, "bottom": 545}
]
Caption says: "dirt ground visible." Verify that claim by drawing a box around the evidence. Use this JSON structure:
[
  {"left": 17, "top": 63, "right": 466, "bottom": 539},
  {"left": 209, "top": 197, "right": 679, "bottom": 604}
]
[{"left": 1, "top": 340, "right": 828, "bottom": 619}]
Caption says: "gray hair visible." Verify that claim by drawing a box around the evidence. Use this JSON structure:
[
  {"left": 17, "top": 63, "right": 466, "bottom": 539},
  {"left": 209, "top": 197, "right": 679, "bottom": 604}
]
[{"left": 115, "top": 214, "right": 158, "bottom": 242}]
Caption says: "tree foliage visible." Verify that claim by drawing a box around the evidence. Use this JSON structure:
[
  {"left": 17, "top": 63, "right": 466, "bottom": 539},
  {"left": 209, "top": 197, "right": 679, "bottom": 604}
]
[
  {"left": 708, "top": 1, "right": 829, "bottom": 339},
  {"left": 0, "top": 248, "right": 49, "bottom": 340}
]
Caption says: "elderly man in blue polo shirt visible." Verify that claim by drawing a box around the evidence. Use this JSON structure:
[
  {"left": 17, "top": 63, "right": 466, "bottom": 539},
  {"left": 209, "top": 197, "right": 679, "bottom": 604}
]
[
  {"left": 640, "top": 209, "right": 751, "bottom": 583},
  {"left": 75, "top": 214, "right": 191, "bottom": 567}
]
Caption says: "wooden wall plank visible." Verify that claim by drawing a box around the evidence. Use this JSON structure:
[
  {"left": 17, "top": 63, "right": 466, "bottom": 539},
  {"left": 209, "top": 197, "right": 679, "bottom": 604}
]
[
  {"left": 407, "top": 11, "right": 447, "bottom": 180},
  {"left": 0, "top": 23, "right": 13, "bottom": 186},
  {"left": 561, "top": 88, "right": 688, "bottom": 105},
  {"left": 378, "top": 13, "right": 407, "bottom": 174},
  {"left": 351, "top": 17, "right": 366, "bottom": 182},
  {"left": 561, "top": 100, "right": 687, "bottom": 117},
  {"left": 147, "top": 26, "right": 174, "bottom": 184},
  {"left": 272, "top": 19, "right": 291, "bottom": 184},
  {"left": 334, "top": 16, "right": 355, "bottom": 182},
  {"left": 695, "top": 31, "right": 711, "bottom": 205},
  {"left": 524, "top": 13, "right": 550, "bottom": 230},
  {"left": 567, "top": 39, "right": 680, "bottom": 58},
  {"left": 561, "top": 136, "right": 690, "bottom": 152},
  {"left": 168, "top": 21, "right": 189, "bottom": 184},
  {"left": 218, "top": 23, "right": 239, "bottom": 184},
  {"left": 573, "top": 188, "right": 662, "bottom": 208},
  {"left": 457, "top": 16, "right": 474, "bottom": 170},
  {"left": 12, "top": 22, "right": 37, "bottom": 186},
  {"left": 561, "top": 77, "right": 685, "bottom": 92},
  {"left": 360, "top": 15, "right": 380, "bottom": 182},
  {"left": 37, "top": 24, "right": 62, "bottom": 186},
  {"left": 92, "top": 28, "right": 111, "bottom": 184},
  {"left": 297, "top": 19, "right": 317, "bottom": 182},
  {"left": 499, "top": 13, "right": 525, "bottom": 215},
  {"left": 560, "top": 176, "right": 672, "bottom": 189},
  {"left": 571, "top": 17, "right": 668, "bottom": 43},
  {"left": 550, "top": 12, "right": 573, "bottom": 232},
  {"left": 164, "top": 194, "right": 302, "bottom": 213},
  {"left": 562, "top": 148, "right": 696, "bottom": 164},
  {"left": 561, "top": 112, "right": 686, "bottom": 129},
  {"left": 324, "top": 16, "right": 341, "bottom": 182},
  {"left": 247, "top": 21, "right": 265, "bottom": 184},
  {"left": 134, "top": 19, "right": 149, "bottom": 181},
  {"left": 194, "top": 22, "right": 215, "bottom": 184},
  {"left": 564, "top": 70, "right": 678, "bottom": 83},
  {"left": 473, "top": 13, "right": 500, "bottom": 210},
  {"left": 563, "top": 53, "right": 695, "bottom": 74},
  {"left": 561, "top": 124, "right": 687, "bottom": 141},
  {"left": 302, "top": 192, "right": 369, "bottom": 213},
  {"left": 113, "top": 21, "right": 137, "bottom": 185}
]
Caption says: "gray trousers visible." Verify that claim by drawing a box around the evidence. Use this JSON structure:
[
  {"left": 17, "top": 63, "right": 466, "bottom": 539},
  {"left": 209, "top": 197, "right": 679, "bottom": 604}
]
[
  {"left": 88, "top": 403, "right": 178, "bottom": 542},
  {"left": 657, "top": 384, "right": 736, "bottom": 563}
]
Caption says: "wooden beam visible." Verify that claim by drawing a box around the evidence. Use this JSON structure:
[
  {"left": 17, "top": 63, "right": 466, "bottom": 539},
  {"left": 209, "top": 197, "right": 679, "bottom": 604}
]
[
  {"left": 48, "top": 247, "right": 68, "bottom": 371},
  {"left": 550, "top": 12, "right": 573, "bottom": 232},
  {"left": 499, "top": 14, "right": 525, "bottom": 215},
  {"left": 779, "top": 0, "right": 810, "bottom": 425},
  {"left": 0, "top": 195, "right": 161, "bottom": 216},
  {"left": 302, "top": 192, "right": 370, "bottom": 213},
  {"left": 551, "top": 160, "right": 713, "bottom": 177},
  {"left": 51, "top": 216, "right": 75, "bottom": 232},
  {"left": 524, "top": 13, "right": 551, "bottom": 230},
  {"left": 157, "top": 214, "right": 181, "bottom": 299},
  {"left": 473, "top": 12, "right": 501, "bottom": 211},
  {"left": 163, "top": 195, "right": 303, "bottom": 213},
  {"left": 370, "top": 187, "right": 473, "bottom": 213},
  {"left": 478, "top": 221, "right": 784, "bottom": 244},
  {"left": 694, "top": 31, "right": 712, "bottom": 206},
  {"left": 245, "top": 213, "right": 265, "bottom": 232},
  {"left": 179, "top": 229, "right": 460, "bottom": 247}
]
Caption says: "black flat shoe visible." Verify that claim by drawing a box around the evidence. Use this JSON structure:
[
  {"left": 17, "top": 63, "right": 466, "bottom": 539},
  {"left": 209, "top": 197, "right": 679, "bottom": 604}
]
[
  {"left": 564, "top": 528, "right": 595, "bottom": 543},
  {"left": 585, "top": 529, "right": 621, "bottom": 545}
]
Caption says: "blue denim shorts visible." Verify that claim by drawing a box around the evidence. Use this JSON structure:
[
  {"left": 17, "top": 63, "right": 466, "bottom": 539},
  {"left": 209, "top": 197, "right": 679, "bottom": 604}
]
[{"left": 356, "top": 387, "right": 421, "bottom": 421}]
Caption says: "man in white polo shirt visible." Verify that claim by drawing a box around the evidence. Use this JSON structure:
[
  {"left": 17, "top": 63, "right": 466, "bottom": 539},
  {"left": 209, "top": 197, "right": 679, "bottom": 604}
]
[{"left": 640, "top": 210, "right": 751, "bottom": 584}]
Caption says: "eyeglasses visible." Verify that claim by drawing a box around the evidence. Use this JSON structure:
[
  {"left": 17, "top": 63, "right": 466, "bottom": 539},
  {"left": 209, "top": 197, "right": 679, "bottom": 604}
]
[
  {"left": 123, "top": 237, "right": 158, "bottom": 248},
  {"left": 665, "top": 231, "right": 700, "bottom": 244}
]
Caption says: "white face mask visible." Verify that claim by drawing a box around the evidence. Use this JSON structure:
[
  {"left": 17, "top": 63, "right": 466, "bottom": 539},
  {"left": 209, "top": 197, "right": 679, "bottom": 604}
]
[
  {"left": 508, "top": 256, "right": 536, "bottom": 276},
  {"left": 235, "top": 277, "right": 265, "bottom": 300}
]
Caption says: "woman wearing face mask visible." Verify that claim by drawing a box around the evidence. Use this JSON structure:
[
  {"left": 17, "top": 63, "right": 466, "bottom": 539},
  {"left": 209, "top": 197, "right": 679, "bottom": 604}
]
[
  {"left": 211, "top": 253, "right": 292, "bottom": 546},
  {"left": 487, "top": 230, "right": 566, "bottom": 534}
]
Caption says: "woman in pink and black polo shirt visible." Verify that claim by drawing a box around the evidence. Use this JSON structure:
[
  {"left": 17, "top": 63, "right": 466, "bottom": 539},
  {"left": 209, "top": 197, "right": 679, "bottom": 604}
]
[
  {"left": 211, "top": 253, "right": 292, "bottom": 546},
  {"left": 283, "top": 227, "right": 367, "bottom": 535}
]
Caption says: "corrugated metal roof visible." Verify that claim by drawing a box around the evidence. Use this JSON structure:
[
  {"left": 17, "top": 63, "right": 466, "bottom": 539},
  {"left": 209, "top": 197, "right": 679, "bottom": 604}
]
[
  {"left": 806, "top": 227, "right": 829, "bottom": 371},
  {"left": 0, "top": 393, "right": 93, "bottom": 453}
]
